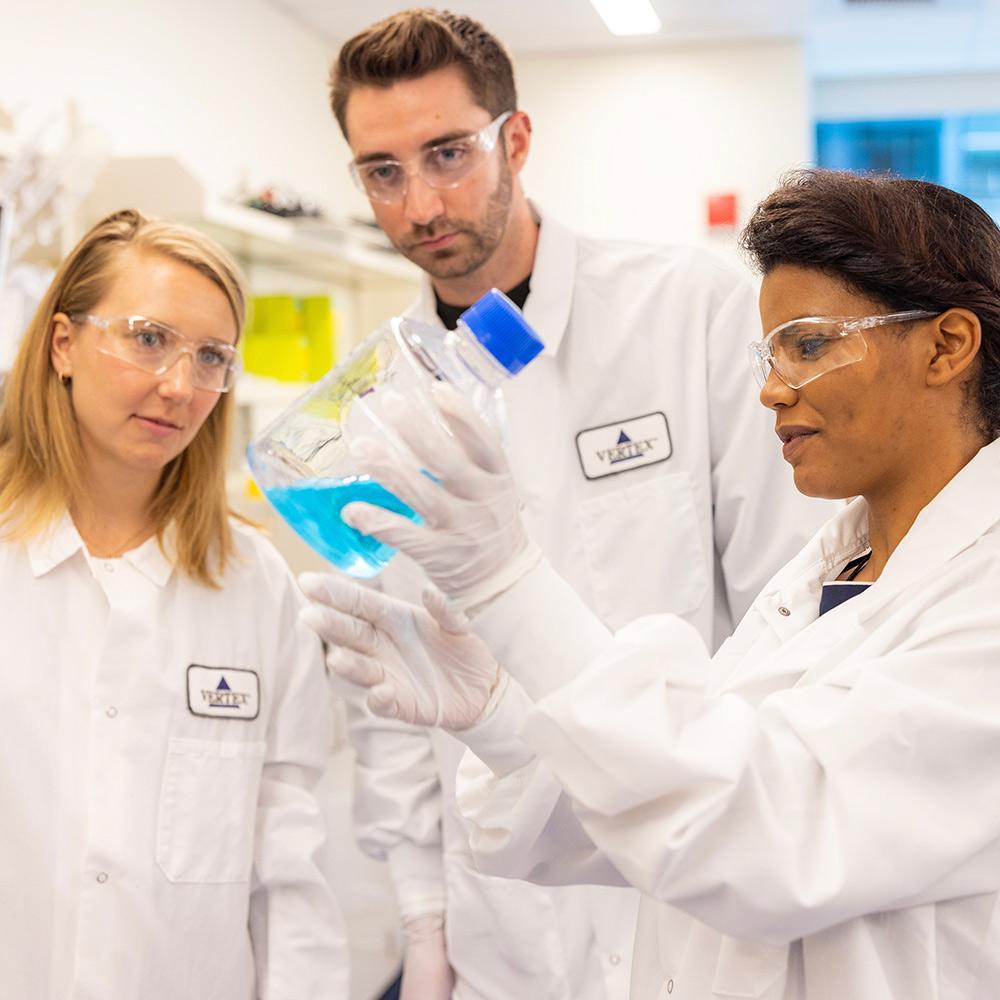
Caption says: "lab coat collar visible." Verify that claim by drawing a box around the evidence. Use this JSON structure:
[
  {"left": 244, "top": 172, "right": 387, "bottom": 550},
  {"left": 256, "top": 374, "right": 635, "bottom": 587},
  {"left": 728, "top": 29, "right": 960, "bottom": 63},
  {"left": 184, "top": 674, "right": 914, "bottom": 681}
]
[
  {"left": 410, "top": 201, "right": 576, "bottom": 357},
  {"left": 760, "top": 437, "right": 1000, "bottom": 626},
  {"left": 758, "top": 497, "right": 869, "bottom": 598},
  {"left": 27, "top": 513, "right": 87, "bottom": 578},
  {"left": 121, "top": 530, "right": 175, "bottom": 587},
  {"left": 720, "top": 441, "right": 1000, "bottom": 696},
  {"left": 27, "top": 512, "right": 175, "bottom": 587},
  {"left": 520, "top": 201, "right": 575, "bottom": 356},
  {"left": 853, "top": 436, "right": 1000, "bottom": 622},
  {"left": 749, "top": 497, "right": 870, "bottom": 642}
]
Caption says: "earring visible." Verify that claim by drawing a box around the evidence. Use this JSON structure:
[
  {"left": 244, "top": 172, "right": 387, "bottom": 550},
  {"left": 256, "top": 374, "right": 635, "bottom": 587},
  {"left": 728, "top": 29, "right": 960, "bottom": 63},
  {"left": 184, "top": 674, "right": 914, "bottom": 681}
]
[{"left": 59, "top": 372, "right": 71, "bottom": 385}]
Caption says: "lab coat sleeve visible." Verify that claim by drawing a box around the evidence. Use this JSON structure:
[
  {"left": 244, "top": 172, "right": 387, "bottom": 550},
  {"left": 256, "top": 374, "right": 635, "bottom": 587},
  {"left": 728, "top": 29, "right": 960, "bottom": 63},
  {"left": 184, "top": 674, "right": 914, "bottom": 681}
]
[
  {"left": 455, "top": 559, "right": 702, "bottom": 889},
  {"left": 705, "top": 269, "right": 835, "bottom": 625},
  {"left": 249, "top": 566, "right": 349, "bottom": 999},
  {"left": 466, "top": 551, "right": 1000, "bottom": 947},
  {"left": 344, "top": 695, "right": 448, "bottom": 921},
  {"left": 455, "top": 673, "right": 631, "bottom": 889},
  {"left": 344, "top": 555, "right": 448, "bottom": 923}
]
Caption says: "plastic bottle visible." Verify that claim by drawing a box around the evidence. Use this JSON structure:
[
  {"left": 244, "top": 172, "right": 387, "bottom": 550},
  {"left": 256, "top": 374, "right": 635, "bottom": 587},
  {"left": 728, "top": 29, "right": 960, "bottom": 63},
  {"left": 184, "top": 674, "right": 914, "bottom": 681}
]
[{"left": 247, "top": 288, "right": 543, "bottom": 577}]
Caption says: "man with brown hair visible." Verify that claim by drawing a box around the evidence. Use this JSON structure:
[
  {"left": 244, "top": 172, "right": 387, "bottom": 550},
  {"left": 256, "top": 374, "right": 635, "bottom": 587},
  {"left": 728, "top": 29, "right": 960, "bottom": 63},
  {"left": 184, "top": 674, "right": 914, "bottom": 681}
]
[{"left": 326, "top": 9, "right": 833, "bottom": 1000}]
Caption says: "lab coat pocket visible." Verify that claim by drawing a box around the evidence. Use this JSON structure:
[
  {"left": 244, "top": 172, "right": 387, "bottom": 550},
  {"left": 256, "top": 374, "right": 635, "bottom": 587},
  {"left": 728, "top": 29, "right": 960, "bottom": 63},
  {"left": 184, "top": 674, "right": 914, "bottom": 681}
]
[
  {"left": 446, "top": 864, "right": 567, "bottom": 999},
  {"left": 579, "top": 472, "right": 709, "bottom": 630},
  {"left": 711, "top": 936, "right": 788, "bottom": 998},
  {"left": 156, "top": 737, "right": 267, "bottom": 883}
]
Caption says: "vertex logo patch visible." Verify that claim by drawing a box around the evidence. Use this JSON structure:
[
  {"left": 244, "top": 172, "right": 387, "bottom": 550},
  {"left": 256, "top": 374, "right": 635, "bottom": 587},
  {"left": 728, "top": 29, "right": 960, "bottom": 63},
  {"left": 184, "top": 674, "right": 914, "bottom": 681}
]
[
  {"left": 575, "top": 412, "right": 672, "bottom": 480},
  {"left": 187, "top": 665, "right": 260, "bottom": 720}
]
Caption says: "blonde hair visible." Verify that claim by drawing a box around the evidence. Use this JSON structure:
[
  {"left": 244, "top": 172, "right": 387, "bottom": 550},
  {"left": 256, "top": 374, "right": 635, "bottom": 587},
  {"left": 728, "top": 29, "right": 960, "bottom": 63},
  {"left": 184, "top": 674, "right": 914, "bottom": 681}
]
[{"left": 0, "top": 208, "right": 248, "bottom": 587}]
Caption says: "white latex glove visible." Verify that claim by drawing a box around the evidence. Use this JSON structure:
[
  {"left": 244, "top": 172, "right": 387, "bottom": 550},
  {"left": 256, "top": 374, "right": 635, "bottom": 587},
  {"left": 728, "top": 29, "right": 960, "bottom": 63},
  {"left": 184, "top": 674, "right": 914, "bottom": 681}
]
[
  {"left": 400, "top": 914, "right": 454, "bottom": 1000},
  {"left": 342, "top": 383, "right": 541, "bottom": 613},
  {"left": 299, "top": 571, "right": 502, "bottom": 730}
]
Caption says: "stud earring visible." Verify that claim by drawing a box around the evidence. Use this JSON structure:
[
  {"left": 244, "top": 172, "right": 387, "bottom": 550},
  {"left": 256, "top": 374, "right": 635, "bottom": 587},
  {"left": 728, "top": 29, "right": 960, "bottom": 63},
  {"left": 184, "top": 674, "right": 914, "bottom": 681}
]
[{"left": 59, "top": 372, "right": 71, "bottom": 385}]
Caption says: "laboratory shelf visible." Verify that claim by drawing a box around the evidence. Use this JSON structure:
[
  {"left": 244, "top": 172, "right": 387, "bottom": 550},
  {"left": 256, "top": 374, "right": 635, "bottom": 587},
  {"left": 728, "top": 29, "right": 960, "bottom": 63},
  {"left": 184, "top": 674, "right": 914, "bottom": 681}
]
[{"left": 80, "top": 155, "right": 420, "bottom": 363}]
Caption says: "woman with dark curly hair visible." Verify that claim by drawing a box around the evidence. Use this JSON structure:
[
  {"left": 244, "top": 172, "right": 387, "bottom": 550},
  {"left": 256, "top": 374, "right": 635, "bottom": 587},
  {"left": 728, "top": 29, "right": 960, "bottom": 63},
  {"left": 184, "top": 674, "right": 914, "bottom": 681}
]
[{"left": 303, "top": 169, "right": 1000, "bottom": 999}]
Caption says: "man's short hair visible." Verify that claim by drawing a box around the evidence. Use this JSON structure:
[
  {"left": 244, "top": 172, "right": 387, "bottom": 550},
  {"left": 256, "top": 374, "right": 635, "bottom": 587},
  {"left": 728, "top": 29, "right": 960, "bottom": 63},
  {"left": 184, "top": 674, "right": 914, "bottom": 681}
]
[{"left": 330, "top": 8, "right": 517, "bottom": 138}]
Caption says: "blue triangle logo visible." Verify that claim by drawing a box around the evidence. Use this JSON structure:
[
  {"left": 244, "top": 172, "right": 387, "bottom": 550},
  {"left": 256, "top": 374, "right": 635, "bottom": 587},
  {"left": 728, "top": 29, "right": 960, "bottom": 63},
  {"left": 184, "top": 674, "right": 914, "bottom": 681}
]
[
  {"left": 216, "top": 677, "right": 231, "bottom": 691},
  {"left": 617, "top": 430, "right": 631, "bottom": 444}
]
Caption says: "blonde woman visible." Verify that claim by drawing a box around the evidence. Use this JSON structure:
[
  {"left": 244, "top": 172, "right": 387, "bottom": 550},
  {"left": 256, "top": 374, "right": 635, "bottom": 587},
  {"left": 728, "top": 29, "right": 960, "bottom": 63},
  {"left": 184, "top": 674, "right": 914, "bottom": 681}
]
[{"left": 0, "top": 210, "right": 347, "bottom": 999}]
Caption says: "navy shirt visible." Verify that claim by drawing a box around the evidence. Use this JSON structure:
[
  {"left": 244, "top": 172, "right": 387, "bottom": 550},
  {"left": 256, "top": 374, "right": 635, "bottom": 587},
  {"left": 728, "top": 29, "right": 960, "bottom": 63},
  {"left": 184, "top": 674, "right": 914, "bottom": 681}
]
[{"left": 819, "top": 550, "right": 872, "bottom": 616}]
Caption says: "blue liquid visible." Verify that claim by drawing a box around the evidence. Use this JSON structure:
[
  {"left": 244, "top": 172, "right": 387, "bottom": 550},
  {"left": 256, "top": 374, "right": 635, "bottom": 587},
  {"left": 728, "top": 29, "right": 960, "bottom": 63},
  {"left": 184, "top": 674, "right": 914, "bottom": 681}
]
[{"left": 264, "top": 476, "right": 421, "bottom": 577}]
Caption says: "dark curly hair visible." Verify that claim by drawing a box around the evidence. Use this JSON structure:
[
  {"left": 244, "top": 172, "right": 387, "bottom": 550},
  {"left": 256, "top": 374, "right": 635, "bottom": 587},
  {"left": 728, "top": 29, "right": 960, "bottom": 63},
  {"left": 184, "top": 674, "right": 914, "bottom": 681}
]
[
  {"left": 740, "top": 168, "right": 1000, "bottom": 438},
  {"left": 329, "top": 9, "right": 516, "bottom": 139}
]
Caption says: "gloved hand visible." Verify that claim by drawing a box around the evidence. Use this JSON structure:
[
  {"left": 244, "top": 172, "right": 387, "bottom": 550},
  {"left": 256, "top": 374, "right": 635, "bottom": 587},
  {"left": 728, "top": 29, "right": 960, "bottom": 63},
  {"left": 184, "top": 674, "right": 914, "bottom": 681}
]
[
  {"left": 299, "top": 572, "right": 502, "bottom": 730},
  {"left": 399, "top": 914, "right": 454, "bottom": 1000},
  {"left": 342, "top": 383, "right": 541, "bottom": 613}
]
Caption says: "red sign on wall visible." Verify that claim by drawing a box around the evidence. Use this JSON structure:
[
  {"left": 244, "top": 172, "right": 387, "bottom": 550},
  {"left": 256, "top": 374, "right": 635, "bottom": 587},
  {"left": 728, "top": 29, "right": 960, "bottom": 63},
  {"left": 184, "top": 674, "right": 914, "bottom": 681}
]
[{"left": 707, "top": 192, "right": 738, "bottom": 229}]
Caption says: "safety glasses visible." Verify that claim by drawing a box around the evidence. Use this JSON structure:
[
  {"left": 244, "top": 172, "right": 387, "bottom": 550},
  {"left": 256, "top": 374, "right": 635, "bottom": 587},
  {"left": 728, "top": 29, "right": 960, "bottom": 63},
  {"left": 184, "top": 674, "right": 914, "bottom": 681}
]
[
  {"left": 748, "top": 310, "right": 936, "bottom": 390},
  {"left": 349, "top": 111, "right": 513, "bottom": 204},
  {"left": 70, "top": 314, "right": 242, "bottom": 393}
]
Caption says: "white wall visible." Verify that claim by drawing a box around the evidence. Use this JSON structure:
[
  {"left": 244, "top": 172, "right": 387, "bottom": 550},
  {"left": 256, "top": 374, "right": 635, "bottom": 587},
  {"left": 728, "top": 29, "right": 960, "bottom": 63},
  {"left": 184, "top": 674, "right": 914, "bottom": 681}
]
[
  {"left": 815, "top": 71, "right": 1000, "bottom": 120},
  {"left": 0, "top": 0, "right": 354, "bottom": 215},
  {"left": 513, "top": 40, "right": 810, "bottom": 254},
  {"left": 1, "top": 4, "right": 808, "bottom": 258}
]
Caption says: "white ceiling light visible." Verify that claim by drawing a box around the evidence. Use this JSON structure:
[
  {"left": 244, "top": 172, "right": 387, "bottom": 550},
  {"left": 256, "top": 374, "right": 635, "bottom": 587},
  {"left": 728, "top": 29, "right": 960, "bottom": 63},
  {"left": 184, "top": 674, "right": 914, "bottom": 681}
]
[{"left": 589, "top": 0, "right": 662, "bottom": 36}]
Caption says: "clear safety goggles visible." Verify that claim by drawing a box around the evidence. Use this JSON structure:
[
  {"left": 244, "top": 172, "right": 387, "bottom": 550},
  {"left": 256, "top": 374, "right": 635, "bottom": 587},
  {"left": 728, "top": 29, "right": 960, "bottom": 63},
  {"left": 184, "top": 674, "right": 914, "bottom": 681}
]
[
  {"left": 348, "top": 111, "right": 513, "bottom": 204},
  {"left": 70, "top": 314, "right": 242, "bottom": 393},
  {"left": 748, "top": 310, "right": 936, "bottom": 390}
]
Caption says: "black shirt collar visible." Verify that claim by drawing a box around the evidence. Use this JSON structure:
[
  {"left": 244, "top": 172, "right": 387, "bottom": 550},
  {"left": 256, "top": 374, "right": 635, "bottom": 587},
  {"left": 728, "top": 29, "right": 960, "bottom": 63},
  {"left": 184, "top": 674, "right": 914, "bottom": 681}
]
[{"left": 434, "top": 273, "right": 532, "bottom": 331}]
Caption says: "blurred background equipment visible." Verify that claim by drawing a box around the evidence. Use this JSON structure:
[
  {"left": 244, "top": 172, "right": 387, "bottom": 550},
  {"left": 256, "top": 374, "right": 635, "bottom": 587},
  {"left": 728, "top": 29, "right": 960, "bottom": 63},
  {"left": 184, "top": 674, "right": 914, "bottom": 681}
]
[{"left": 0, "top": 101, "right": 109, "bottom": 374}]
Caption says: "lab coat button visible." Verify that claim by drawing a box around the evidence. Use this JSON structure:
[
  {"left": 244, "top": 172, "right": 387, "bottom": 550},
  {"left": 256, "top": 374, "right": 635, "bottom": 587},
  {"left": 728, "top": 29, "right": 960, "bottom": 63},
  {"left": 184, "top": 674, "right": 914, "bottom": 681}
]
[
  {"left": 609, "top": 953, "right": 621, "bottom": 966},
  {"left": 778, "top": 606, "right": 791, "bottom": 617},
  {"left": 96, "top": 872, "right": 109, "bottom": 884},
  {"left": 666, "top": 980, "right": 674, "bottom": 994},
  {"left": 106, "top": 706, "right": 118, "bottom": 718}
]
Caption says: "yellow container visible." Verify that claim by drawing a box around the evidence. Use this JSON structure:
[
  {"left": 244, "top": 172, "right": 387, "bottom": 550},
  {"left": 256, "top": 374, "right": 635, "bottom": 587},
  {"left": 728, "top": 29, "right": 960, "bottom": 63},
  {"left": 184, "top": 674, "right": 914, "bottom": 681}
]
[
  {"left": 302, "top": 295, "right": 336, "bottom": 381},
  {"left": 243, "top": 294, "right": 314, "bottom": 382}
]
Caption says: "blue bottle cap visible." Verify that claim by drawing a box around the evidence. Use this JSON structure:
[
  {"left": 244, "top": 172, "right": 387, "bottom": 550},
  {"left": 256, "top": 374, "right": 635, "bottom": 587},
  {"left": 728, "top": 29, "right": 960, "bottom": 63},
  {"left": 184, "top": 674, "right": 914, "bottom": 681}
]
[{"left": 459, "top": 288, "right": 544, "bottom": 375}]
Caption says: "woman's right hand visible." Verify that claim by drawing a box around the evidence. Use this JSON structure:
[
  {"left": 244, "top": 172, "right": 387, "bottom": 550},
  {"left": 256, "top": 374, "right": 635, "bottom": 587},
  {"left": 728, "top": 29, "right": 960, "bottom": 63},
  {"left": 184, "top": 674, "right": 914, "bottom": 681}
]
[{"left": 299, "top": 572, "right": 504, "bottom": 731}]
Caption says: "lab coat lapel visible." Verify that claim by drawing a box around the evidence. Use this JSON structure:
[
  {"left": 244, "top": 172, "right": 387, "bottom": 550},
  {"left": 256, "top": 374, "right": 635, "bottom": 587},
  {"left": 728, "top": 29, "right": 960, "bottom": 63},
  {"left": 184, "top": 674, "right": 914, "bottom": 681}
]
[
  {"left": 408, "top": 278, "right": 441, "bottom": 326},
  {"left": 521, "top": 202, "right": 575, "bottom": 357},
  {"left": 721, "top": 602, "right": 867, "bottom": 703},
  {"left": 715, "top": 500, "right": 869, "bottom": 697}
]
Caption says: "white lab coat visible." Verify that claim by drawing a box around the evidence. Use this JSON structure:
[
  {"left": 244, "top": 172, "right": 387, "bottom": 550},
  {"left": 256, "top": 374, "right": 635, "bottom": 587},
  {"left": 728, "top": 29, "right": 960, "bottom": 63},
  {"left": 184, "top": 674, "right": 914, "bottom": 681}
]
[
  {"left": 0, "top": 515, "right": 348, "bottom": 1000},
  {"left": 344, "top": 205, "right": 836, "bottom": 999},
  {"left": 454, "top": 437, "right": 1000, "bottom": 1000}
]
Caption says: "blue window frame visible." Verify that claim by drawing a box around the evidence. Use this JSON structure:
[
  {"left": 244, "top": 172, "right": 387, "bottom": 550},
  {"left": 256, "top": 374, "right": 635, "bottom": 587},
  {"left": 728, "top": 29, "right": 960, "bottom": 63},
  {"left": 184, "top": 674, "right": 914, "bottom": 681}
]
[
  {"left": 816, "top": 120, "right": 941, "bottom": 180},
  {"left": 816, "top": 114, "right": 1000, "bottom": 223}
]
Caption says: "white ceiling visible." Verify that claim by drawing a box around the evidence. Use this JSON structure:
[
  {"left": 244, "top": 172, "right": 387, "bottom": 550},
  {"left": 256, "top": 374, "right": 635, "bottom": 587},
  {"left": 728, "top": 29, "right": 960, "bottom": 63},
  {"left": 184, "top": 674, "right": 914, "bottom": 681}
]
[{"left": 267, "top": 0, "right": 1000, "bottom": 78}]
